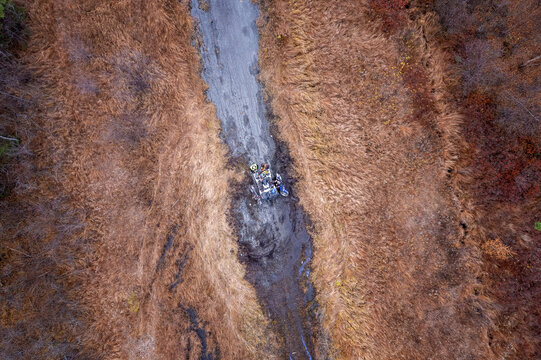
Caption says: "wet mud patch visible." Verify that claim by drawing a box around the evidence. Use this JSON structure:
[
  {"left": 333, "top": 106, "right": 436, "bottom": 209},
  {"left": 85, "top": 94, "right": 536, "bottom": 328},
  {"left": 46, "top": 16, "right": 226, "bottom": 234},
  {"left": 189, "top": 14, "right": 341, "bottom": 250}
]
[
  {"left": 169, "top": 243, "right": 193, "bottom": 291},
  {"left": 179, "top": 305, "right": 220, "bottom": 360},
  {"left": 190, "top": 0, "right": 319, "bottom": 358},
  {"left": 226, "top": 153, "right": 317, "bottom": 359}
]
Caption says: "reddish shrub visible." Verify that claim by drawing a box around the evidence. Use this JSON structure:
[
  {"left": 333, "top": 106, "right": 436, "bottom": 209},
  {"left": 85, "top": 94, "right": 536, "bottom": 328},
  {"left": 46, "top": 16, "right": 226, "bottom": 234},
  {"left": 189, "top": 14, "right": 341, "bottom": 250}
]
[
  {"left": 402, "top": 63, "right": 435, "bottom": 124},
  {"left": 463, "top": 91, "right": 541, "bottom": 202},
  {"left": 370, "top": 0, "right": 409, "bottom": 32}
]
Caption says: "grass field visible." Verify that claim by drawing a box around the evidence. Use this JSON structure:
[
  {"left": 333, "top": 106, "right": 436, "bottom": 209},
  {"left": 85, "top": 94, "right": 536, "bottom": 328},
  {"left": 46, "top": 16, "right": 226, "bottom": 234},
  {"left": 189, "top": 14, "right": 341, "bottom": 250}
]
[
  {"left": 1, "top": 0, "right": 538, "bottom": 358},
  {"left": 258, "top": 0, "right": 539, "bottom": 358},
  {"left": 0, "top": 0, "right": 277, "bottom": 358}
]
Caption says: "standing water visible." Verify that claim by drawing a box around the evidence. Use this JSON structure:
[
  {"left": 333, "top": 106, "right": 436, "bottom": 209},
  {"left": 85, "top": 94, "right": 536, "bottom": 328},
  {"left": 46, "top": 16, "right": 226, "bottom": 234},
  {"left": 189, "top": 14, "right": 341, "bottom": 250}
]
[{"left": 191, "top": 0, "right": 316, "bottom": 358}]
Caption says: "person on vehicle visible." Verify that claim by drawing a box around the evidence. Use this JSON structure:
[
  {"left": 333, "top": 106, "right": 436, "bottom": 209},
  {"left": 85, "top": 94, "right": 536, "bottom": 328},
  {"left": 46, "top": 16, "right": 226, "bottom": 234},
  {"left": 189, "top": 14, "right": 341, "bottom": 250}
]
[
  {"left": 274, "top": 174, "right": 289, "bottom": 196},
  {"left": 259, "top": 163, "right": 269, "bottom": 179},
  {"left": 260, "top": 163, "right": 269, "bottom": 174},
  {"left": 250, "top": 163, "right": 258, "bottom": 173}
]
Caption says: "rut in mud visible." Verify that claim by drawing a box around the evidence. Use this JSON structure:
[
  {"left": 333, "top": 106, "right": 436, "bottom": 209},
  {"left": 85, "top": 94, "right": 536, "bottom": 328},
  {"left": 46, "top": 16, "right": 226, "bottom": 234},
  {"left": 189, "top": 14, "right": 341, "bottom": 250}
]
[{"left": 191, "top": 0, "right": 316, "bottom": 358}]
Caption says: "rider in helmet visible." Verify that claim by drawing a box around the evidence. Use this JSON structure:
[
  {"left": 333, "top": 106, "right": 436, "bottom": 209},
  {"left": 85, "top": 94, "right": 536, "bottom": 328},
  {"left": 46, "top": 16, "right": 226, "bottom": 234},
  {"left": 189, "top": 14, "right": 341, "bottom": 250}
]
[{"left": 250, "top": 163, "right": 258, "bottom": 173}]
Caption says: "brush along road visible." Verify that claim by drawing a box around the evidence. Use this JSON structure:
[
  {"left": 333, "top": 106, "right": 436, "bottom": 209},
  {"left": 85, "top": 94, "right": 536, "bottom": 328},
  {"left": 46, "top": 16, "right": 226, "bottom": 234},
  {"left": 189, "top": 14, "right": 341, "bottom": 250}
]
[{"left": 191, "top": 0, "right": 316, "bottom": 358}]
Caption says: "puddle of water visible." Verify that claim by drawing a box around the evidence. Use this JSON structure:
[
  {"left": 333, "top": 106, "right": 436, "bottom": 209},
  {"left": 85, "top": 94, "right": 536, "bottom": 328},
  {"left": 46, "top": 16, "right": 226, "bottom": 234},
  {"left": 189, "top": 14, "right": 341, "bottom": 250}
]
[
  {"left": 301, "top": 333, "right": 314, "bottom": 360},
  {"left": 299, "top": 245, "right": 312, "bottom": 276}
]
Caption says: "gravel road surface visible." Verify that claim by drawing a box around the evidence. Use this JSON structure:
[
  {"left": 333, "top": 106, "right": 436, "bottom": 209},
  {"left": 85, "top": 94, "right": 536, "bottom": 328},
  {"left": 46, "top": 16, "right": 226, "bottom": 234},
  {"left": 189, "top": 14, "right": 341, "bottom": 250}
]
[{"left": 191, "top": 1, "right": 316, "bottom": 358}]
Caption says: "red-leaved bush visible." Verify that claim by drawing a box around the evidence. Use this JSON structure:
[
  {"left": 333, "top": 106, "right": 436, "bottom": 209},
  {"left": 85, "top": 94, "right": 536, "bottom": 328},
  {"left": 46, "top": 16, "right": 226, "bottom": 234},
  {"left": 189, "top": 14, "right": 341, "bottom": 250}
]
[
  {"left": 463, "top": 91, "right": 541, "bottom": 203},
  {"left": 370, "top": 0, "right": 409, "bottom": 32},
  {"left": 402, "top": 63, "right": 435, "bottom": 125}
]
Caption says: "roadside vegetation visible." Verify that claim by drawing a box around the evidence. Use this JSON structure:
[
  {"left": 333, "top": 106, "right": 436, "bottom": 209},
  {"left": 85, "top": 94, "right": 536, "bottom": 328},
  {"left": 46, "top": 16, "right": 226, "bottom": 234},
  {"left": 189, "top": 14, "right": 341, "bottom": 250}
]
[
  {"left": 258, "top": 0, "right": 539, "bottom": 358},
  {"left": 0, "top": 0, "right": 26, "bottom": 199},
  {"left": 1, "top": 0, "right": 538, "bottom": 358},
  {"left": 434, "top": 0, "right": 540, "bottom": 356},
  {"left": 0, "top": 0, "right": 276, "bottom": 358}
]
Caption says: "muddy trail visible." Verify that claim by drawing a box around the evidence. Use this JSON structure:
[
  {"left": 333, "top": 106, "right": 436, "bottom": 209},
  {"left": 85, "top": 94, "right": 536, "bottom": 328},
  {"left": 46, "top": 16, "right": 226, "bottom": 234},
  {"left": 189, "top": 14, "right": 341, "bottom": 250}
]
[{"left": 191, "top": 0, "right": 316, "bottom": 358}]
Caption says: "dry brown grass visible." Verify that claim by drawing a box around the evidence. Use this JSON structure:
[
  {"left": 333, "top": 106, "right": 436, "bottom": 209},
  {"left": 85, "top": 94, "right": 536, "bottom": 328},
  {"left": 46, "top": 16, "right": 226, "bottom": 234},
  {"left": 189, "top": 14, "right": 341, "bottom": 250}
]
[
  {"left": 0, "top": 0, "right": 278, "bottom": 358},
  {"left": 257, "top": 0, "right": 509, "bottom": 358},
  {"left": 481, "top": 239, "right": 515, "bottom": 261},
  {"left": 434, "top": 1, "right": 541, "bottom": 357}
]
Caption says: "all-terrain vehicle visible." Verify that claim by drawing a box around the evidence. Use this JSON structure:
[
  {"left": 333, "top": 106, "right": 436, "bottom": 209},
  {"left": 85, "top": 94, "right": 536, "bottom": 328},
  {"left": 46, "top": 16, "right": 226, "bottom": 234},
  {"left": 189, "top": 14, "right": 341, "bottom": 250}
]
[{"left": 249, "top": 162, "right": 289, "bottom": 202}]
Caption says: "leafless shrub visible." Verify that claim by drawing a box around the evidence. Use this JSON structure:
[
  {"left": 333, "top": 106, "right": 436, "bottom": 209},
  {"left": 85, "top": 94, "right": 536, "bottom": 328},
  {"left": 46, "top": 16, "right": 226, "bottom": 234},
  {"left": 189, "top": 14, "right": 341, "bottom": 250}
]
[
  {"left": 461, "top": 38, "right": 503, "bottom": 93},
  {"left": 434, "top": 0, "right": 471, "bottom": 34}
]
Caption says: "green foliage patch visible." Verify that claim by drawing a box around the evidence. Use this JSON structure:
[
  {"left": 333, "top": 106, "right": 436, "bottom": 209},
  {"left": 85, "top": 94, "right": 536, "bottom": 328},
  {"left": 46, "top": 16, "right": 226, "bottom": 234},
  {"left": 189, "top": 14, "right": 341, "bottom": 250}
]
[
  {"left": 0, "top": 141, "right": 9, "bottom": 158},
  {"left": 0, "top": 0, "right": 7, "bottom": 19}
]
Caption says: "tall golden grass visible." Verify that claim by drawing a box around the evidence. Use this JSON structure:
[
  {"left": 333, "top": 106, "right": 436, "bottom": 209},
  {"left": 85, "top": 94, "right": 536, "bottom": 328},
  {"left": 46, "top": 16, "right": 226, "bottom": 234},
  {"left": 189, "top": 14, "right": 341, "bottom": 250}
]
[
  {"left": 257, "top": 0, "right": 505, "bottom": 358},
  {"left": 0, "top": 0, "right": 278, "bottom": 358}
]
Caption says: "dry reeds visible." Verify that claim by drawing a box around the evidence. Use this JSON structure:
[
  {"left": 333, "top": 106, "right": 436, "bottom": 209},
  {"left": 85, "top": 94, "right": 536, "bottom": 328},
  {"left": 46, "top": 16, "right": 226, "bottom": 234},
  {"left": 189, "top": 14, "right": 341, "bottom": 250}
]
[
  {"left": 0, "top": 0, "right": 277, "bottom": 358},
  {"left": 257, "top": 0, "right": 508, "bottom": 358}
]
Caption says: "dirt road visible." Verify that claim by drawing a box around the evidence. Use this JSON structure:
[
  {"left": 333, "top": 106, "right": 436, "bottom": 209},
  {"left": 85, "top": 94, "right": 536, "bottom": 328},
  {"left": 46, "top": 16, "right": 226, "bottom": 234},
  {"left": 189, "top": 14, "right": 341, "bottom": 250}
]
[{"left": 191, "top": 0, "right": 316, "bottom": 358}]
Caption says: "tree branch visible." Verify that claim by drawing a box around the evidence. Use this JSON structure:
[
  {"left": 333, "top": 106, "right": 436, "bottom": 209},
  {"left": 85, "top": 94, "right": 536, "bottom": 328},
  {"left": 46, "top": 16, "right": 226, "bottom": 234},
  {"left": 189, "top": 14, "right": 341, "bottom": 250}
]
[
  {"left": 504, "top": 91, "right": 539, "bottom": 122},
  {"left": 0, "top": 135, "right": 19, "bottom": 142},
  {"left": 520, "top": 54, "right": 541, "bottom": 68}
]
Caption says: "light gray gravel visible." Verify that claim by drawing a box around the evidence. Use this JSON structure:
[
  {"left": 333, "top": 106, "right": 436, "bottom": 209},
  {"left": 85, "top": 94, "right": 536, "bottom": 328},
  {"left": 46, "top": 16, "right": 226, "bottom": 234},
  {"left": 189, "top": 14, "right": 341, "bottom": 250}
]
[{"left": 191, "top": 0, "right": 274, "bottom": 163}]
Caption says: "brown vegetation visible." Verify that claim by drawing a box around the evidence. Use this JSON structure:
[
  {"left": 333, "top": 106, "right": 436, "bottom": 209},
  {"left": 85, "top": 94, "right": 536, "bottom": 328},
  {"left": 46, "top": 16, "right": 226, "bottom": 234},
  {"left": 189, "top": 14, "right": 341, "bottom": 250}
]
[
  {"left": 258, "top": 0, "right": 539, "bottom": 358},
  {"left": 434, "top": 0, "right": 541, "bottom": 357},
  {"left": 2, "top": 0, "right": 538, "bottom": 358},
  {"left": 1, "top": 0, "right": 276, "bottom": 358}
]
